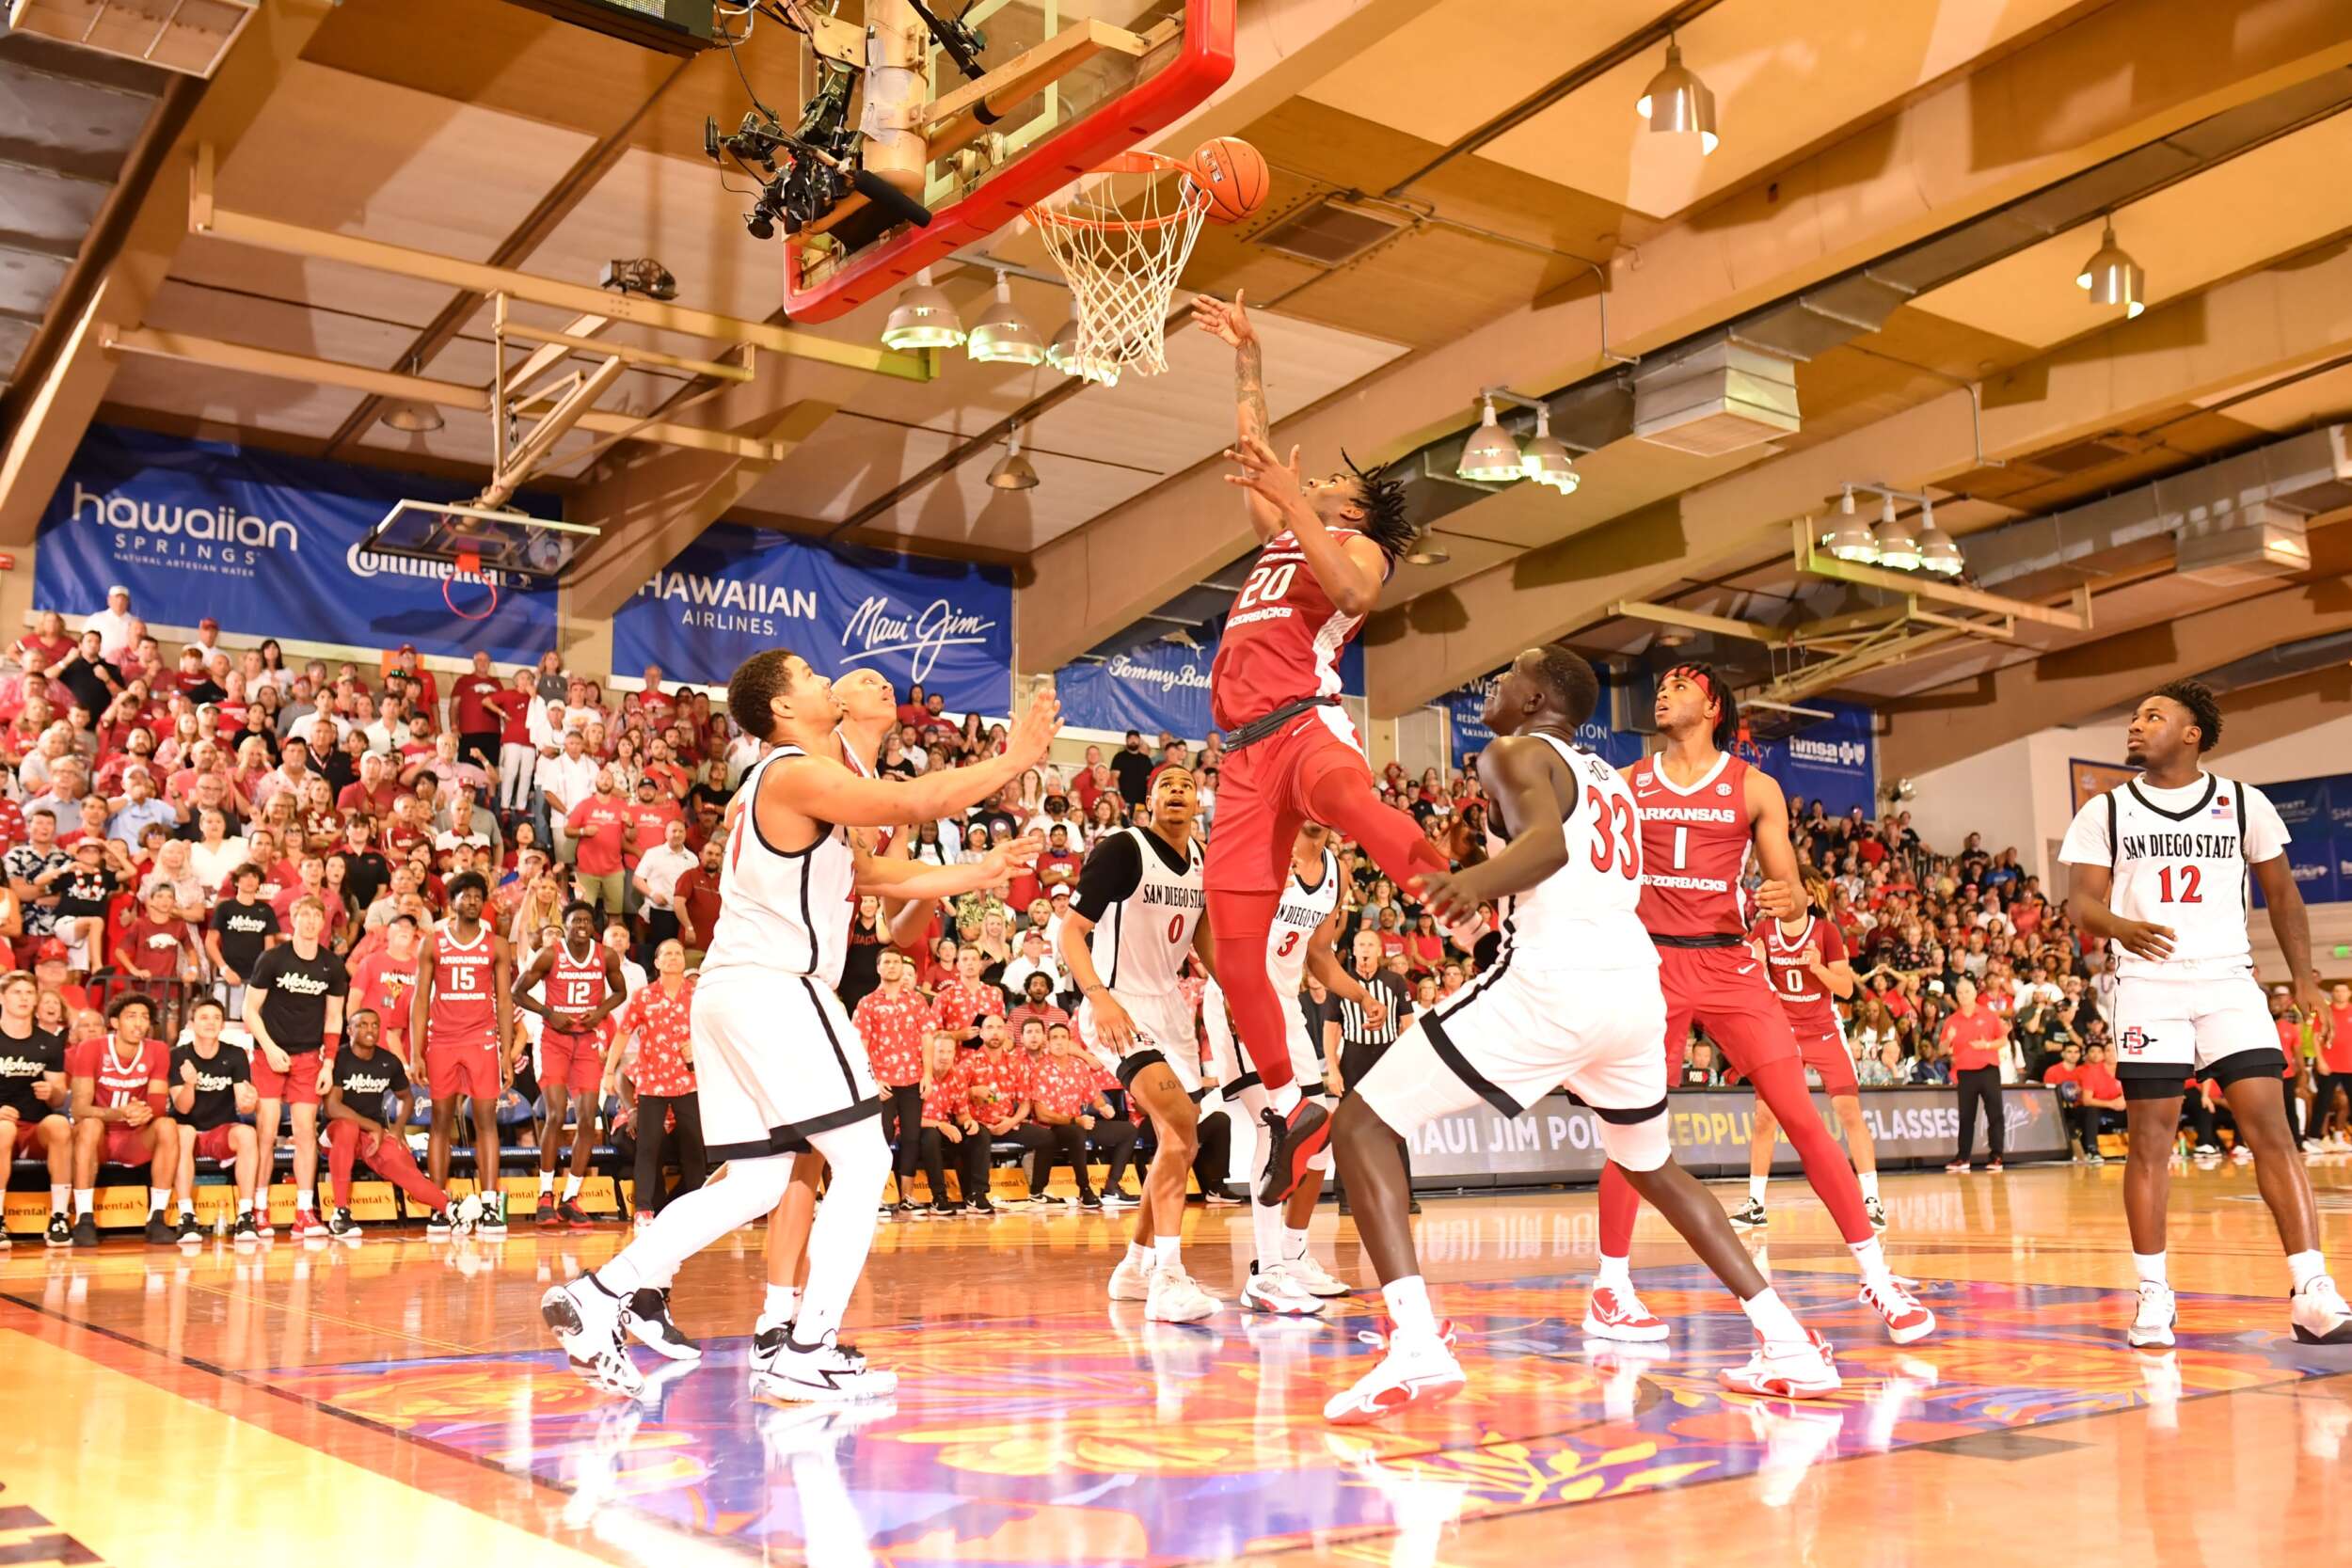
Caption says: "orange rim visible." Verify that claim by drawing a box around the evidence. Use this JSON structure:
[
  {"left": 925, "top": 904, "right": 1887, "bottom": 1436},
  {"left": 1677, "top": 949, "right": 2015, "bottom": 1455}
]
[{"left": 1025, "top": 149, "right": 1209, "bottom": 234}]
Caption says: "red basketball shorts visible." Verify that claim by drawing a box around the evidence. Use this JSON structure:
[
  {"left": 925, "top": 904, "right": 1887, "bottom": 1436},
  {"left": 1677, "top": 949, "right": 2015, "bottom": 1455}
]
[
  {"left": 537, "top": 1028, "right": 605, "bottom": 1094},
  {"left": 102, "top": 1123, "right": 163, "bottom": 1167},
  {"left": 1204, "top": 707, "right": 1370, "bottom": 895},
  {"left": 190, "top": 1123, "right": 244, "bottom": 1162},
  {"left": 1792, "top": 1025, "right": 1859, "bottom": 1096},
  {"left": 250, "top": 1048, "right": 322, "bottom": 1106},
  {"left": 1658, "top": 944, "right": 1802, "bottom": 1077},
  {"left": 425, "top": 1033, "right": 501, "bottom": 1101}
]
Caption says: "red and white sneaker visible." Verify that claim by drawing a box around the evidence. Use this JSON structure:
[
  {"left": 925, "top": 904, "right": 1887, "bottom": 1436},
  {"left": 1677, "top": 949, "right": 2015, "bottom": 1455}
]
[
  {"left": 292, "top": 1209, "right": 324, "bottom": 1240},
  {"left": 1581, "top": 1283, "right": 1670, "bottom": 1342},
  {"left": 1323, "top": 1318, "right": 1464, "bottom": 1425},
  {"left": 1859, "top": 1276, "right": 1936, "bottom": 1343},
  {"left": 1719, "top": 1329, "right": 1840, "bottom": 1399}
]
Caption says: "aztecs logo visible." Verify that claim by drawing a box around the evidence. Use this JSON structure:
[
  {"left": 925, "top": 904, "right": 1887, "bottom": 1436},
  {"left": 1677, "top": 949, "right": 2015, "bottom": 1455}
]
[{"left": 2121, "top": 1026, "right": 2151, "bottom": 1057}]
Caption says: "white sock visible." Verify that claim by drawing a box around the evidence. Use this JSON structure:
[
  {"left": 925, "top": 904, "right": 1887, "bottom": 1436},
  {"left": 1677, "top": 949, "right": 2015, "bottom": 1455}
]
[
  {"left": 2134, "top": 1251, "right": 2169, "bottom": 1288},
  {"left": 1283, "top": 1225, "right": 1311, "bottom": 1263},
  {"left": 237, "top": 1198, "right": 253, "bottom": 1216},
  {"left": 757, "top": 1283, "right": 800, "bottom": 1332},
  {"left": 1849, "top": 1236, "right": 1893, "bottom": 1288},
  {"left": 150, "top": 1187, "right": 169, "bottom": 1215},
  {"left": 297, "top": 1188, "right": 314, "bottom": 1212},
  {"left": 596, "top": 1256, "right": 644, "bottom": 1297},
  {"left": 1596, "top": 1253, "right": 1631, "bottom": 1290},
  {"left": 1380, "top": 1275, "right": 1438, "bottom": 1339},
  {"left": 1740, "top": 1287, "right": 1806, "bottom": 1345},
  {"left": 50, "top": 1183, "right": 68, "bottom": 1211},
  {"left": 179, "top": 1200, "right": 195, "bottom": 1220},
  {"left": 1270, "top": 1083, "right": 1301, "bottom": 1116},
  {"left": 2288, "top": 1250, "right": 2327, "bottom": 1292},
  {"left": 1153, "top": 1235, "right": 1182, "bottom": 1271},
  {"left": 74, "top": 1189, "right": 94, "bottom": 1216},
  {"left": 1124, "top": 1240, "right": 1152, "bottom": 1270},
  {"left": 538, "top": 1171, "right": 555, "bottom": 1196},
  {"left": 1747, "top": 1175, "right": 1768, "bottom": 1204},
  {"left": 1249, "top": 1187, "right": 1284, "bottom": 1271},
  {"left": 563, "top": 1173, "right": 583, "bottom": 1202},
  {"left": 1859, "top": 1170, "right": 1880, "bottom": 1201}
]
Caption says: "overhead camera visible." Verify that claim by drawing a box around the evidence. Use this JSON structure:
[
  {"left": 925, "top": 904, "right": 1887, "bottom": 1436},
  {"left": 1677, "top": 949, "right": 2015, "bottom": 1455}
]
[{"left": 599, "top": 258, "right": 677, "bottom": 300}]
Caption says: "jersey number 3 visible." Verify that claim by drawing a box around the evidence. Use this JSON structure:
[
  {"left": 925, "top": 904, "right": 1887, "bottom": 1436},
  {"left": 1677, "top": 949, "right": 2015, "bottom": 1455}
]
[
  {"left": 1586, "top": 788, "right": 1641, "bottom": 879},
  {"left": 2156, "top": 865, "right": 2203, "bottom": 904}
]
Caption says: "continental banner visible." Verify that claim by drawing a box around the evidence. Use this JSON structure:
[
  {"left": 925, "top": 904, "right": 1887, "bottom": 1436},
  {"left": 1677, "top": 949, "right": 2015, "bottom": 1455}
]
[{"left": 1406, "top": 1085, "right": 2066, "bottom": 1189}]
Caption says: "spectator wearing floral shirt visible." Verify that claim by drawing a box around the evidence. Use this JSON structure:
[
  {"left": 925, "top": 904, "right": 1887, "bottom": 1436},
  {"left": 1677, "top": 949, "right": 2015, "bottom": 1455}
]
[
  {"left": 604, "top": 938, "right": 702, "bottom": 1220},
  {"left": 915, "top": 1030, "right": 988, "bottom": 1213},
  {"left": 855, "top": 951, "right": 934, "bottom": 1214},
  {"left": 933, "top": 947, "right": 1006, "bottom": 1044},
  {"left": 1018, "top": 1017, "right": 1113, "bottom": 1209}
]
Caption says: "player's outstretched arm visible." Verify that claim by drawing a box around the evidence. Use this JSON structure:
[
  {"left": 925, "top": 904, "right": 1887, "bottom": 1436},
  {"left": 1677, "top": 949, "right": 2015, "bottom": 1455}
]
[
  {"left": 855, "top": 834, "right": 1041, "bottom": 901},
  {"left": 2251, "top": 854, "right": 2320, "bottom": 1019},
  {"left": 1224, "top": 436, "right": 1389, "bottom": 616},
  {"left": 781, "top": 690, "right": 1061, "bottom": 829},
  {"left": 1415, "top": 736, "right": 1563, "bottom": 920},
  {"left": 1195, "top": 292, "right": 1284, "bottom": 542}
]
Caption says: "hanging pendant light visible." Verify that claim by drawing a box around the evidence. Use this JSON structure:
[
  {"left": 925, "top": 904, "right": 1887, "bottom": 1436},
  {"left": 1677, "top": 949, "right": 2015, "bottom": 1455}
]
[
  {"left": 1518, "top": 404, "right": 1580, "bottom": 494},
  {"left": 1046, "top": 320, "right": 1119, "bottom": 387},
  {"left": 1874, "top": 494, "right": 1922, "bottom": 570},
  {"left": 1636, "top": 35, "right": 1719, "bottom": 156},
  {"left": 2075, "top": 218, "right": 2146, "bottom": 319},
  {"left": 1820, "top": 486, "right": 1877, "bottom": 562},
  {"left": 966, "top": 271, "right": 1045, "bottom": 365},
  {"left": 1916, "top": 499, "right": 1963, "bottom": 576},
  {"left": 987, "top": 425, "right": 1040, "bottom": 490},
  {"left": 1456, "top": 396, "right": 1524, "bottom": 483},
  {"left": 882, "top": 267, "right": 965, "bottom": 350}
]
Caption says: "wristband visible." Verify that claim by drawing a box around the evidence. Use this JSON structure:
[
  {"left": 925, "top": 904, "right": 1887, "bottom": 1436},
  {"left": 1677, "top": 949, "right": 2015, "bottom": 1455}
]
[{"left": 321, "top": 1031, "right": 341, "bottom": 1059}]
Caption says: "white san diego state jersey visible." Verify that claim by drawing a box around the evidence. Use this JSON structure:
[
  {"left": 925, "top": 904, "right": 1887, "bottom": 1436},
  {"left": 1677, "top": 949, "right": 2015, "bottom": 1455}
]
[
  {"left": 1074, "top": 826, "right": 1204, "bottom": 1002},
  {"left": 1269, "top": 847, "right": 1341, "bottom": 995},
  {"left": 2058, "top": 772, "right": 2289, "bottom": 980},
  {"left": 1486, "top": 734, "right": 1657, "bottom": 971},
  {"left": 704, "top": 744, "right": 859, "bottom": 989}
]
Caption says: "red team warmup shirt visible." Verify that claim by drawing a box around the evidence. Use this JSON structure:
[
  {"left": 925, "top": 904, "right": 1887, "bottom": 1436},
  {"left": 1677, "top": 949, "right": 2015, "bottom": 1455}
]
[
  {"left": 1751, "top": 913, "right": 1846, "bottom": 1039},
  {"left": 349, "top": 948, "right": 420, "bottom": 1052},
  {"left": 1208, "top": 525, "right": 1373, "bottom": 731},
  {"left": 2325, "top": 1004, "right": 2352, "bottom": 1074},
  {"left": 544, "top": 941, "right": 610, "bottom": 1037},
  {"left": 1940, "top": 1008, "right": 2006, "bottom": 1072},
  {"left": 67, "top": 1034, "right": 167, "bottom": 1112},
  {"left": 427, "top": 926, "right": 498, "bottom": 1049}
]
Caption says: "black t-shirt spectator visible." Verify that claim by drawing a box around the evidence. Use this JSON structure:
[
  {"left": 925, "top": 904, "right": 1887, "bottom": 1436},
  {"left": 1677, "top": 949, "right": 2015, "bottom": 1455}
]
[
  {"left": 211, "top": 896, "right": 279, "bottom": 979},
  {"left": 970, "top": 806, "right": 1021, "bottom": 843},
  {"left": 340, "top": 848, "right": 391, "bottom": 913},
  {"left": 248, "top": 942, "right": 347, "bottom": 1051},
  {"left": 179, "top": 676, "right": 226, "bottom": 708},
  {"left": 332, "top": 1048, "right": 407, "bottom": 1117},
  {"left": 56, "top": 651, "right": 123, "bottom": 715},
  {"left": 0, "top": 1023, "right": 64, "bottom": 1117},
  {"left": 1110, "top": 746, "right": 1154, "bottom": 808},
  {"left": 170, "top": 1042, "right": 249, "bottom": 1131},
  {"left": 56, "top": 863, "right": 116, "bottom": 918}
]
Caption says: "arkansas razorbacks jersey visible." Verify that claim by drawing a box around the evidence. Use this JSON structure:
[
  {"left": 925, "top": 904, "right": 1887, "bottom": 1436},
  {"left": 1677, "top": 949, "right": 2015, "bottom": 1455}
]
[
  {"left": 428, "top": 923, "right": 499, "bottom": 1047},
  {"left": 1209, "top": 526, "right": 1381, "bottom": 731},
  {"left": 1752, "top": 912, "right": 1845, "bottom": 1036},
  {"left": 544, "top": 939, "right": 610, "bottom": 1035},
  {"left": 1629, "top": 751, "right": 1755, "bottom": 939}
]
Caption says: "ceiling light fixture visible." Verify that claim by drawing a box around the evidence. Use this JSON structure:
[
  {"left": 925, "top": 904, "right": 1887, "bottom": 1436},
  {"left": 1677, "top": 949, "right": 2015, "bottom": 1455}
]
[
  {"left": 1636, "top": 34, "right": 1719, "bottom": 156},
  {"left": 987, "top": 425, "right": 1040, "bottom": 491},
  {"left": 2075, "top": 217, "right": 2145, "bottom": 319},
  {"left": 384, "top": 356, "right": 443, "bottom": 433},
  {"left": 1874, "top": 494, "right": 1923, "bottom": 570},
  {"left": 1456, "top": 395, "right": 1524, "bottom": 483},
  {"left": 1820, "top": 490, "right": 1877, "bottom": 562},
  {"left": 1916, "top": 498, "right": 1963, "bottom": 576},
  {"left": 1404, "top": 535, "right": 1451, "bottom": 567},
  {"left": 965, "top": 271, "right": 1045, "bottom": 366},
  {"left": 1518, "top": 404, "right": 1581, "bottom": 494},
  {"left": 881, "top": 267, "right": 966, "bottom": 350},
  {"left": 1046, "top": 320, "right": 1119, "bottom": 388}
]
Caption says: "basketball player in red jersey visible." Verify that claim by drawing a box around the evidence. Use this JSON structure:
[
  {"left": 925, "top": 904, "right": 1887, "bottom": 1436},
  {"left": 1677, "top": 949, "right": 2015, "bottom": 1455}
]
[
  {"left": 1196, "top": 292, "right": 1453, "bottom": 1199},
  {"left": 514, "top": 899, "right": 628, "bottom": 1228},
  {"left": 1584, "top": 663, "right": 1932, "bottom": 1344},
  {"left": 412, "top": 871, "right": 517, "bottom": 1234},
  {"left": 1735, "top": 876, "right": 1884, "bottom": 1233}
]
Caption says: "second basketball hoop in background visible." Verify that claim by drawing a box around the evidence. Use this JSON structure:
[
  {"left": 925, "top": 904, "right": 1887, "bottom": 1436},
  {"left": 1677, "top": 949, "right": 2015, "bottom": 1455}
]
[{"left": 1189, "top": 137, "right": 1268, "bottom": 225}]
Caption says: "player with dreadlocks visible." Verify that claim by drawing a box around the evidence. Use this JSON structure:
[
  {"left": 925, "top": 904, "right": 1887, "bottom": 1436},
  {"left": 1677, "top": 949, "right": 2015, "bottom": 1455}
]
[{"left": 1192, "top": 293, "right": 1454, "bottom": 1203}]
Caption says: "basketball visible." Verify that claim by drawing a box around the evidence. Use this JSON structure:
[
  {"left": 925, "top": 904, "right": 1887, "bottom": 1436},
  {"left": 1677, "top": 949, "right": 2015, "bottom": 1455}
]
[{"left": 1189, "top": 136, "right": 1269, "bottom": 225}]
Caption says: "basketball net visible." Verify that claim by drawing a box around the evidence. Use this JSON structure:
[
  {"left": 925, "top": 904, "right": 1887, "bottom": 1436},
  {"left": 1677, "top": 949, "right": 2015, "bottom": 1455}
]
[
  {"left": 1029, "top": 150, "right": 1210, "bottom": 383},
  {"left": 444, "top": 547, "right": 500, "bottom": 622}
]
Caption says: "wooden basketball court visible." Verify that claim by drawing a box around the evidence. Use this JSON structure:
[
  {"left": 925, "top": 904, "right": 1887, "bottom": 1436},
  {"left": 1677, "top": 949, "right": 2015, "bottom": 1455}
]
[{"left": 3, "top": 1160, "right": 2345, "bottom": 1568}]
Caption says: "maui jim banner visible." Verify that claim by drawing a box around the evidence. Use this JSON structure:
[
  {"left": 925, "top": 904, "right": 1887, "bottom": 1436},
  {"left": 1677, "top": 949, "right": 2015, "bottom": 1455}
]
[
  {"left": 36, "top": 425, "right": 560, "bottom": 661},
  {"left": 1443, "top": 667, "right": 1643, "bottom": 771},
  {"left": 1405, "top": 1085, "right": 2064, "bottom": 1188},
  {"left": 612, "top": 520, "right": 1012, "bottom": 712},
  {"left": 1056, "top": 628, "right": 1364, "bottom": 740}
]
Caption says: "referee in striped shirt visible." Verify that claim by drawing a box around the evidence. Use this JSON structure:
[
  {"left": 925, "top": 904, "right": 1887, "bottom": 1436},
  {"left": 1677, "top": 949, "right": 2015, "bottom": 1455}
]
[{"left": 1327, "top": 928, "right": 1418, "bottom": 1212}]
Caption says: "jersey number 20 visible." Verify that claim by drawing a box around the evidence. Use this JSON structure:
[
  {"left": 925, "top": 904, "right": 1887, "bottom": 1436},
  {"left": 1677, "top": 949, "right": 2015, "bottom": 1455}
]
[
  {"left": 1234, "top": 563, "right": 1297, "bottom": 612},
  {"left": 1586, "top": 787, "right": 1641, "bottom": 879}
]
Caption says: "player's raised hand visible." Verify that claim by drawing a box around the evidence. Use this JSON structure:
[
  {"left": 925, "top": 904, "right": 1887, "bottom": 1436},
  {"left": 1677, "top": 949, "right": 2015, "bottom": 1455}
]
[
  {"left": 1007, "top": 688, "right": 1061, "bottom": 768},
  {"left": 983, "top": 833, "right": 1044, "bottom": 886},
  {"left": 1415, "top": 867, "right": 1479, "bottom": 927},
  {"left": 1223, "top": 436, "right": 1305, "bottom": 505},
  {"left": 2114, "top": 918, "right": 2175, "bottom": 962},
  {"left": 1192, "top": 289, "right": 1255, "bottom": 348},
  {"left": 1756, "top": 879, "right": 1804, "bottom": 921},
  {"left": 181, "top": 1058, "right": 199, "bottom": 1085}
]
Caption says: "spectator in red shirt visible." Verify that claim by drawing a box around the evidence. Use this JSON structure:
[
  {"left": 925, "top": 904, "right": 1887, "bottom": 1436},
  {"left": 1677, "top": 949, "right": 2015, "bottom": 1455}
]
[
  {"left": 566, "top": 767, "right": 635, "bottom": 918},
  {"left": 1006, "top": 970, "right": 1070, "bottom": 1039},
  {"left": 387, "top": 645, "right": 436, "bottom": 724},
  {"left": 1941, "top": 976, "right": 2010, "bottom": 1173},
  {"left": 672, "top": 837, "right": 723, "bottom": 959},
  {"left": 448, "top": 652, "right": 504, "bottom": 772},
  {"left": 117, "top": 885, "right": 199, "bottom": 984},
  {"left": 855, "top": 950, "right": 934, "bottom": 1214},
  {"left": 626, "top": 775, "right": 681, "bottom": 866},
  {"left": 915, "top": 1029, "right": 985, "bottom": 1213},
  {"left": 933, "top": 947, "right": 1007, "bottom": 1044},
  {"left": 1033, "top": 823, "right": 1082, "bottom": 899},
  {"left": 338, "top": 748, "right": 398, "bottom": 820}
]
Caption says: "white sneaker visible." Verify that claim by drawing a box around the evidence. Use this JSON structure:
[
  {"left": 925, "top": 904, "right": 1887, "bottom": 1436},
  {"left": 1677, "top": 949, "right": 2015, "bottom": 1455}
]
[
  {"left": 1729, "top": 1197, "right": 1768, "bottom": 1230},
  {"left": 2127, "top": 1280, "right": 2177, "bottom": 1348},
  {"left": 1146, "top": 1266, "right": 1220, "bottom": 1323},
  {"left": 1108, "top": 1252, "right": 1155, "bottom": 1302},
  {"left": 2232, "top": 1144, "right": 2254, "bottom": 1164},
  {"left": 1282, "top": 1251, "right": 1352, "bottom": 1298},
  {"left": 1241, "top": 1264, "right": 1326, "bottom": 1316},
  {"left": 1323, "top": 1319, "right": 1464, "bottom": 1424},
  {"left": 2290, "top": 1275, "right": 2352, "bottom": 1345},
  {"left": 749, "top": 1325, "right": 898, "bottom": 1402},
  {"left": 540, "top": 1275, "right": 644, "bottom": 1396},
  {"left": 1718, "top": 1329, "right": 1840, "bottom": 1399},
  {"left": 1581, "top": 1282, "right": 1670, "bottom": 1342},
  {"left": 1858, "top": 1276, "right": 1936, "bottom": 1343}
]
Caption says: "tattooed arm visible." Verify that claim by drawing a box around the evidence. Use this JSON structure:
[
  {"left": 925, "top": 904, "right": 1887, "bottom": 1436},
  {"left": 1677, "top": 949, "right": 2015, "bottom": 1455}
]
[{"left": 1195, "top": 291, "right": 1281, "bottom": 540}]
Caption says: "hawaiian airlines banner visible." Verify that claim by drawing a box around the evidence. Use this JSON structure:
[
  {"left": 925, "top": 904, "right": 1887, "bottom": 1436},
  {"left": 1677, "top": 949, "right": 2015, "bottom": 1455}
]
[
  {"left": 612, "top": 519, "right": 1012, "bottom": 711},
  {"left": 1055, "top": 628, "right": 1365, "bottom": 740},
  {"left": 1754, "top": 699, "right": 1878, "bottom": 818},
  {"left": 1443, "top": 667, "right": 1642, "bottom": 770},
  {"left": 35, "top": 426, "right": 559, "bottom": 661}
]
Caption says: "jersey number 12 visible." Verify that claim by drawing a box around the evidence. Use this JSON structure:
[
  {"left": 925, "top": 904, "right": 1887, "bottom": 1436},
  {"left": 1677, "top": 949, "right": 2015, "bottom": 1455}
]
[{"left": 2156, "top": 865, "right": 2203, "bottom": 904}]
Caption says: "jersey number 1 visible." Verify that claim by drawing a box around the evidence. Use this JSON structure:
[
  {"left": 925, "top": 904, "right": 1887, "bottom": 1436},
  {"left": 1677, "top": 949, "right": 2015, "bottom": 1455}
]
[
  {"left": 1234, "top": 563, "right": 1296, "bottom": 612},
  {"left": 2156, "top": 865, "right": 2203, "bottom": 903}
]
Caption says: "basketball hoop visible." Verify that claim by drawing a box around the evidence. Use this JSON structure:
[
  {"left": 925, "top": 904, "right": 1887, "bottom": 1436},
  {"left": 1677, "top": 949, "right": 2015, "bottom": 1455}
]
[
  {"left": 443, "top": 547, "right": 500, "bottom": 622},
  {"left": 1028, "top": 150, "right": 1211, "bottom": 382}
]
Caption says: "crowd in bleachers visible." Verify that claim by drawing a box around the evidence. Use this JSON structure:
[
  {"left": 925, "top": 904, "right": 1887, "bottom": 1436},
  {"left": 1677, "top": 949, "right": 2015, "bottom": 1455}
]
[{"left": 6, "top": 582, "right": 2346, "bottom": 1245}]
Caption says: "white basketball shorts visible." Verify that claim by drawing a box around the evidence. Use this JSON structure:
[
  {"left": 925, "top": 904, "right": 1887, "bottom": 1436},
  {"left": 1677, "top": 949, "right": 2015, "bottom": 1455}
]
[
  {"left": 1078, "top": 989, "right": 1203, "bottom": 1096},
  {"left": 2112, "top": 970, "right": 2282, "bottom": 1089},
  {"left": 693, "top": 969, "right": 880, "bottom": 1163}
]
